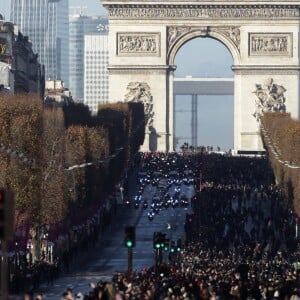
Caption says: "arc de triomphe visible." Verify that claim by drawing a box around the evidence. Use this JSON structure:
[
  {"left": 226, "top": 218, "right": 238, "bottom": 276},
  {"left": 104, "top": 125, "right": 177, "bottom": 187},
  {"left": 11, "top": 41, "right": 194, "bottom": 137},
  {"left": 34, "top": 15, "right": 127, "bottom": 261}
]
[{"left": 102, "top": 0, "right": 300, "bottom": 152}]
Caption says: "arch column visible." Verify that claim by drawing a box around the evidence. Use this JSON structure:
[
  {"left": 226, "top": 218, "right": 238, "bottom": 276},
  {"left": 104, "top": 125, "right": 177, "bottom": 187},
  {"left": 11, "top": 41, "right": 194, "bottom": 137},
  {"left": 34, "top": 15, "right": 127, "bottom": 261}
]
[
  {"left": 191, "top": 94, "right": 198, "bottom": 148},
  {"left": 108, "top": 65, "right": 172, "bottom": 152},
  {"left": 167, "top": 65, "right": 176, "bottom": 152}
]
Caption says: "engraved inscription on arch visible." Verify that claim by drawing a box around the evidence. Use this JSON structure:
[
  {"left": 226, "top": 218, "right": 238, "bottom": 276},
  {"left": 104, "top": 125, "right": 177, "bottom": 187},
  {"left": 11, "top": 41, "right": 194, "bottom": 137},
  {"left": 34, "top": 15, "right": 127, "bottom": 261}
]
[
  {"left": 117, "top": 32, "right": 160, "bottom": 56},
  {"left": 249, "top": 33, "right": 292, "bottom": 56}
]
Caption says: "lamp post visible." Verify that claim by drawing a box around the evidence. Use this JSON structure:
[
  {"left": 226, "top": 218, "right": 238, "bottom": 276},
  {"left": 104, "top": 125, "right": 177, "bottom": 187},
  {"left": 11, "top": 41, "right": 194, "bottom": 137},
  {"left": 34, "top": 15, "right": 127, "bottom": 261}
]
[
  {"left": 296, "top": 216, "right": 299, "bottom": 239},
  {"left": 14, "top": 241, "right": 19, "bottom": 273},
  {"left": 26, "top": 239, "right": 33, "bottom": 265},
  {"left": 48, "top": 242, "right": 54, "bottom": 264},
  {"left": 41, "top": 232, "right": 49, "bottom": 261},
  {"left": 11, "top": 240, "right": 21, "bottom": 294}
]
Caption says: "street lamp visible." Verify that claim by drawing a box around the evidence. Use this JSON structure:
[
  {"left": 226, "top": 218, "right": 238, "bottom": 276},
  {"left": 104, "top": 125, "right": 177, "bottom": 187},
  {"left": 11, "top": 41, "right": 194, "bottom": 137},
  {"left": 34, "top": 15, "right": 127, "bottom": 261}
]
[
  {"left": 40, "top": 226, "right": 49, "bottom": 261},
  {"left": 26, "top": 239, "right": 33, "bottom": 265},
  {"left": 14, "top": 241, "right": 19, "bottom": 272},
  {"left": 296, "top": 217, "right": 299, "bottom": 239},
  {"left": 48, "top": 241, "right": 54, "bottom": 263}
]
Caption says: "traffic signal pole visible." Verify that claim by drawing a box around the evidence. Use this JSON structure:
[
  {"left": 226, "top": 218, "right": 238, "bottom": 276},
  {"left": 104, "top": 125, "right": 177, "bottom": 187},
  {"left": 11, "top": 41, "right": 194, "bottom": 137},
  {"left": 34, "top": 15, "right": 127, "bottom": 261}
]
[
  {"left": 128, "top": 247, "right": 133, "bottom": 277},
  {"left": 155, "top": 248, "right": 159, "bottom": 274},
  {"left": 124, "top": 226, "right": 135, "bottom": 277},
  {"left": 1, "top": 240, "right": 8, "bottom": 299}
]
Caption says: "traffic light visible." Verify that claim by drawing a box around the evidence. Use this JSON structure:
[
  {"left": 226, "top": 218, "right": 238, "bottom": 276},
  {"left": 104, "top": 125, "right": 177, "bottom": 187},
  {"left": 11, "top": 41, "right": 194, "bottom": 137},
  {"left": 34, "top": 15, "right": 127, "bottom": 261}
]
[
  {"left": 124, "top": 226, "right": 135, "bottom": 248},
  {"left": 160, "top": 233, "right": 166, "bottom": 248},
  {"left": 163, "top": 238, "right": 169, "bottom": 252},
  {"left": 0, "top": 189, "right": 14, "bottom": 240},
  {"left": 177, "top": 238, "right": 182, "bottom": 252},
  {"left": 170, "top": 241, "right": 176, "bottom": 253},
  {"left": 153, "top": 232, "right": 167, "bottom": 249},
  {"left": 153, "top": 232, "right": 161, "bottom": 249}
]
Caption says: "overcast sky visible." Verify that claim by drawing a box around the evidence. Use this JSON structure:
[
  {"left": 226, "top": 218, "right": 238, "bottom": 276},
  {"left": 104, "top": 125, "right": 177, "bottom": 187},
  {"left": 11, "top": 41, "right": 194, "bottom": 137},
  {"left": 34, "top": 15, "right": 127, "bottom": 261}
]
[{"left": 0, "top": 0, "right": 234, "bottom": 150}]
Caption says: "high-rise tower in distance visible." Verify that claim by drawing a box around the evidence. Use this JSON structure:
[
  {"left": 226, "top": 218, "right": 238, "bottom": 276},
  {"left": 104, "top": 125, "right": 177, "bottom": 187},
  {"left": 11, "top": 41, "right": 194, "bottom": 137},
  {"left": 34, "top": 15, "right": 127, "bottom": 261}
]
[
  {"left": 69, "top": 14, "right": 108, "bottom": 102},
  {"left": 84, "top": 34, "right": 109, "bottom": 112},
  {"left": 11, "top": 0, "right": 69, "bottom": 86}
]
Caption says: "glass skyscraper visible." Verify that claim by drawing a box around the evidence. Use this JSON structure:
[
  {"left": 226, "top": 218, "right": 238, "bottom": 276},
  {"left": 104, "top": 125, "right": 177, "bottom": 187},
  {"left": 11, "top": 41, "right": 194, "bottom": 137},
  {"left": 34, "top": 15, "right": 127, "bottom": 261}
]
[
  {"left": 11, "top": 0, "right": 69, "bottom": 86},
  {"left": 69, "top": 14, "right": 108, "bottom": 102},
  {"left": 84, "top": 34, "right": 109, "bottom": 112}
]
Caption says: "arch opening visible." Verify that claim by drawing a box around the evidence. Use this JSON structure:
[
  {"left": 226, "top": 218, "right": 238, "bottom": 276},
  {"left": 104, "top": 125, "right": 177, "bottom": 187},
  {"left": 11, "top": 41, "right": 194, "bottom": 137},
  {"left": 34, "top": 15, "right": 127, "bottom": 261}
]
[{"left": 173, "top": 37, "right": 234, "bottom": 152}]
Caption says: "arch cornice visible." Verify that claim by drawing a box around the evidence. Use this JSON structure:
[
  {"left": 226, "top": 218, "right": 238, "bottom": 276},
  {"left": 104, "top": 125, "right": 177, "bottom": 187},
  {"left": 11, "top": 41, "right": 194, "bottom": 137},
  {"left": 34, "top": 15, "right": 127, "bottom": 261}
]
[
  {"left": 167, "top": 26, "right": 241, "bottom": 66},
  {"left": 105, "top": 4, "right": 300, "bottom": 20},
  {"left": 104, "top": 1, "right": 300, "bottom": 5}
]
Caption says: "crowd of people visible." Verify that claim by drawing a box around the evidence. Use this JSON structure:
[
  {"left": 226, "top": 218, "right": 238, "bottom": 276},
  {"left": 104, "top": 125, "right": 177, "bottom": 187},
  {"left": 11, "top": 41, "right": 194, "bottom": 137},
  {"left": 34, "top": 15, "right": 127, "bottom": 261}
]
[
  {"left": 10, "top": 201, "right": 117, "bottom": 295},
  {"left": 24, "top": 152, "right": 300, "bottom": 299}
]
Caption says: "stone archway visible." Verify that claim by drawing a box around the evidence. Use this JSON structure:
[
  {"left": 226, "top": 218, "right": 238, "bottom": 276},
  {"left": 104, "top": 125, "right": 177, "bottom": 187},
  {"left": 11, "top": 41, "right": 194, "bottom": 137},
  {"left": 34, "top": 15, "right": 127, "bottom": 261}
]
[
  {"left": 103, "top": 1, "right": 300, "bottom": 152},
  {"left": 167, "top": 27, "right": 239, "bottom": 152},
  {"left": 167, "top": 26, "right": 241, "bottom": 65}
]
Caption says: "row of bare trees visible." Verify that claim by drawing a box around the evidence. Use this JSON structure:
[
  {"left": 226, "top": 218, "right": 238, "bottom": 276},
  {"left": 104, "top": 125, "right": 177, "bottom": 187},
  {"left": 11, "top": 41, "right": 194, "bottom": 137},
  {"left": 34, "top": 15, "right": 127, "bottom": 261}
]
[
  {"left": 261, "top": 112, "right": 300, "bottom": 215},
  {"left": 0, "top": 94, "right": 145, "bottom": 246}
]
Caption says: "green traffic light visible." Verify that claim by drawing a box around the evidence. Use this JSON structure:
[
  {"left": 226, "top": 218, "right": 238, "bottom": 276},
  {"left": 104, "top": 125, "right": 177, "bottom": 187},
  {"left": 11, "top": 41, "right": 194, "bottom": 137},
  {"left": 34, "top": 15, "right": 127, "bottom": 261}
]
[
  {"left": 177, "top": 247, "right": 181, "bottom": 252},
  {"left": 164, "top": 246, "right": 169, "bottom": 252},
  {"left": 126, "top": 240, "right": 133, "bottom": 248},
  {"left": 171, "top": 248, "right": 175, "bottom": 253},
  {"left": 155, "top": 243, "right": 161, "bottom": 249}
]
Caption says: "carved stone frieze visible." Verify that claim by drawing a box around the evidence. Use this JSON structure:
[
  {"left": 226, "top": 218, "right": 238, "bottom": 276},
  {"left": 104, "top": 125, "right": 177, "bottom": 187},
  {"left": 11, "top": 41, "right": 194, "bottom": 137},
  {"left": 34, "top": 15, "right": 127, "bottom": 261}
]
[
  {"left": 249, "top": 33, "right": 292, "bottom": 56},
  {"left": 117, "top": 32, "right": 160, "bottom": 56},
  {"left": 216, "top": 27, "right": 241, "bottom": 50},
  {"left": 108, "top": 6, "right": 300, "bottom": 20},
  {"left": 167, "top": 26, "right": 193, "bottom": 45},
  {"left": 167, "top": 26, "right": 240, "bottom": 54},
  {"left": 0, "top": 37, "right": 7, "bottom": 55},
  {"left": 253, "top": 78, "right": 287, "bottom": 122},
  {"left": 0, "top": 43, "right": 6, "bottom": 55}
]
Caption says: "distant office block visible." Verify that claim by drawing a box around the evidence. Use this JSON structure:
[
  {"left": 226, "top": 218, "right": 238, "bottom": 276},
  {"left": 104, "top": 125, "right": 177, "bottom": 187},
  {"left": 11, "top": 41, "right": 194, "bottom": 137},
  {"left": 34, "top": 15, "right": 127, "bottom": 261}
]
[
  {"left": 84, "top": 34, "right": 109, "bottom": 113},
  {"left": 11, "top": 0, "right": 69, "bottom": 86},
  {"left": 69, "top": 14, "right": 108, "bottom": 102}
]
